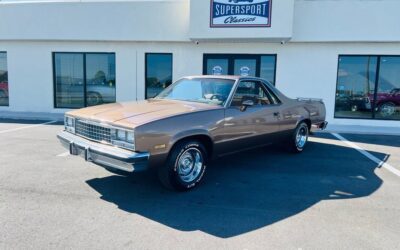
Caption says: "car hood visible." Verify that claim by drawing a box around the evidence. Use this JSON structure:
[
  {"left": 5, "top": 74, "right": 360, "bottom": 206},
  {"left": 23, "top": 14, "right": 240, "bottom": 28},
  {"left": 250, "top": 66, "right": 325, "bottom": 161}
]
[{"left": 66, "top": 99, "right": 220, "bottom": 128}]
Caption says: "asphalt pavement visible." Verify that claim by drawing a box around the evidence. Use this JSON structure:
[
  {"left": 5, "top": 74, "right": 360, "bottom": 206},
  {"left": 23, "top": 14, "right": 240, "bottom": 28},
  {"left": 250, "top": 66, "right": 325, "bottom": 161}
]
[{"left": 0, "top": 120, "right": 399, "bottom": 249}]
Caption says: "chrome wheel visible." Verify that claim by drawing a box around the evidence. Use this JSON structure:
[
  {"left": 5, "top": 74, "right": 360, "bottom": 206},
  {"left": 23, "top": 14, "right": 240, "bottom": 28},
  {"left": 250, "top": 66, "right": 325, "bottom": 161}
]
[
  {"left": 176, "top": 148, "right": 203, "bottom": 183},
  {"left": 296, "top": 125, "right": 308, "bottom": 149},
  {"left": 379, "top": 103, "right": 396, "bottom": 117}
]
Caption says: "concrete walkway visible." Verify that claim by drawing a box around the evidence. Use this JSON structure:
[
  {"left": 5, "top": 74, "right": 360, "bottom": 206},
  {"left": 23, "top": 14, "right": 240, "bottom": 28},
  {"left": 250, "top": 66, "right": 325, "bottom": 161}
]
[{"left": 324, "top": 124, "right": 400, "bottom": 136}]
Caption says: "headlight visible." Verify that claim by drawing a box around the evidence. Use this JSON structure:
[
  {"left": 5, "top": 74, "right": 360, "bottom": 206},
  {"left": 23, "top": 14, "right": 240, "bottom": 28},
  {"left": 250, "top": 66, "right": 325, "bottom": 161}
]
[
  {"left": 117, "top": 130, "right": 126, "bottom": 141},
  {"left": 111, "top": 128, "right": 135, "bottom": 150},
  {"left": 64, "top": 116, "right": 75, "bottom": 133},
  {"left": 126, "top": 132, "right": 134, "bottom": 144}
]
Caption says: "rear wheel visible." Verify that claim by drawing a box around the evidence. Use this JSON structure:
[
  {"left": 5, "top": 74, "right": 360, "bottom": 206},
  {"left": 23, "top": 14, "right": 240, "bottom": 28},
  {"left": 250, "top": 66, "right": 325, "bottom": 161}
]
[
  {"left": 287, "top": 121, "right": 309, "bottom": 153},
  {"left": 158, "top": 140, "right": 207, "bottom": 191}
]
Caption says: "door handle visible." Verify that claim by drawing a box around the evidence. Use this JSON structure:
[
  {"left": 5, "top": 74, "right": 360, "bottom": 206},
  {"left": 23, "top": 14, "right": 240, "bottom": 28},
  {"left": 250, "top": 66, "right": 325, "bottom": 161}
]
[{"left": 273, "top": 112, "right": 280, "bottom": 117}]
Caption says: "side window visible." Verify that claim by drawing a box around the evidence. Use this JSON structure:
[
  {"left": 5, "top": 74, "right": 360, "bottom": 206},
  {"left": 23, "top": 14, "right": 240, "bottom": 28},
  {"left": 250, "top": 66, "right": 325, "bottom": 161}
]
[
  {"left": 262, "top": 82, "right": 281, "bottom": 104},
  {"left": 231, "top": 81, "right": 275, "bottom": 107}
]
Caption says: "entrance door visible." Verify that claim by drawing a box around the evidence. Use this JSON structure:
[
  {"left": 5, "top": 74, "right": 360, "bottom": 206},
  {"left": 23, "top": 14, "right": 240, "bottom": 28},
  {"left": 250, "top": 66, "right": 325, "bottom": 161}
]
[
  {"left": 234, "top": 58, "right": 258, "bottom": 77},
  {"left": 203, "top": 54, "right": 277, "bottom": 85}
]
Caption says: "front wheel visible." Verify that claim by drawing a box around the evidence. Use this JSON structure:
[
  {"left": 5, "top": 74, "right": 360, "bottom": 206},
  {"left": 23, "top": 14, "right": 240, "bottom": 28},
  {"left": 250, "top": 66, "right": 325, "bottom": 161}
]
[
  {"left": 287, "top": 121, "right": 309, "bottom": 153},
  {"left": 158, "top": 141, "right": 207, "bottom": 191}
]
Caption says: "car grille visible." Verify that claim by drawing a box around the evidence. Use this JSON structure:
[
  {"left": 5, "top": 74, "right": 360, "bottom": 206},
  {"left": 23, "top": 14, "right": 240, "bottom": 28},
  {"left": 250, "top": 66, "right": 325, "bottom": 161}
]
[{"left": 75, "top": 119, "right": 112, "bottom": 143}]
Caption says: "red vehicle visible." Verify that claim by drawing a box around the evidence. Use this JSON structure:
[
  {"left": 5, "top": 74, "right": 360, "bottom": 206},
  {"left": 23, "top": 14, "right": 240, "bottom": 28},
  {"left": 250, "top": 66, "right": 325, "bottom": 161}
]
[
  {"left": 370, "top": 88, "right": 400, "bottom": 117},
  {"left": 0, "top": 81, "right": 8, "bottom": 100}
]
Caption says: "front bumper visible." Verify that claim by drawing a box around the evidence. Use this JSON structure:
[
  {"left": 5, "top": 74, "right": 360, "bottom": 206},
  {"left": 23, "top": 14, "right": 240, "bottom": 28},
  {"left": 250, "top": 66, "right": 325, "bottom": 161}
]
[{"left": 57, "top": 131, "right": 149, "bottom": 172}]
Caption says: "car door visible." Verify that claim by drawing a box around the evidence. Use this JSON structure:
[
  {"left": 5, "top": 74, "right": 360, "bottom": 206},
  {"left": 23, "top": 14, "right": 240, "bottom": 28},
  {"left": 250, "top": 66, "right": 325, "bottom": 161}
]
[{"left": 218, "top": 80, "right": 281, "bottom": 154}]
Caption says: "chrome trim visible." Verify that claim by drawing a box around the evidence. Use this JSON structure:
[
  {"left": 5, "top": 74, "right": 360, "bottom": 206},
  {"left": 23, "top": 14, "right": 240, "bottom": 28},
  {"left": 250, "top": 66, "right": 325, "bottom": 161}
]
[
  {"left": 297, "top": 97, "right": 324, "bottom": 103},
  {"left": 224, "top": 78, "right": 240, "bottom": 108},
  {"left": 319, "top": 121, "right": 328, "bottom": 130},
  {"left": 71, "top": 118, "right": 135, "bottom": 151},
  {"left": 57, "top": 131, "right": 149, "bottom": 172},
  {"left": 311, "top": 121, "right": 328, "bottom": 131},
  {"left": 75, "top": 119, "right": 112, "bottom": 144}
]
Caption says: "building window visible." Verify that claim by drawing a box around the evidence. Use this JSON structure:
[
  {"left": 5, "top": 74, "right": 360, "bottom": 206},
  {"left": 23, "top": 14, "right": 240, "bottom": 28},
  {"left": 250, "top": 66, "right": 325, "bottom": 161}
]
[
  {"left": 145, "top": 53, "right": 173, "bottom": 99},
  {"left": 203, "top": 54, "right": 277, "bottom": 85},
  {"left": 335, "top": 55, "right": 400, "bottom": 120},
  {"left": 54, "top": 52, "right": 116, "bottom": 108},
  {"left": 0, "top": 52, "right": 8, "bottom": 106}
]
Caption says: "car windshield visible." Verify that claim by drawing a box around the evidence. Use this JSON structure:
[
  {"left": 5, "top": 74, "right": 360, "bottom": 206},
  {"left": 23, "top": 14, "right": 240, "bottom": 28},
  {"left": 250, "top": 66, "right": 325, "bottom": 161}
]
[{"left": 155, "top": 78, "right": 235, "bottom": 106}]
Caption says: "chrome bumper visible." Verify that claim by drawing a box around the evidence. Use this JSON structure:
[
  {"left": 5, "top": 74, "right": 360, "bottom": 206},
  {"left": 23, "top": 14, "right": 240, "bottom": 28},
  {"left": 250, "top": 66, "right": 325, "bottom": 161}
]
[
  {"left": 312, "top": 121, "right": 328, "bottom": 131},
  {"left": 57, "top": 131, "right": 149, "bottom": 172}
]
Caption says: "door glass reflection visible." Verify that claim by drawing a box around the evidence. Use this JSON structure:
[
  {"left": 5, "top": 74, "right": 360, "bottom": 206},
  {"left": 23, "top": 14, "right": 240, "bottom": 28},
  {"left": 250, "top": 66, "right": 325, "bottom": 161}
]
[{"left": 234, "top": 59, "right": 256, "bottom": 77}]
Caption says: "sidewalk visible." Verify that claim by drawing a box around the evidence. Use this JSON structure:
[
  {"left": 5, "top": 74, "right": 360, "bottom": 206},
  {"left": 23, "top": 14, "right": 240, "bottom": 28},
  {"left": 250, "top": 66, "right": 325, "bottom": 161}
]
[
  {"left": 322, "top": 124, "right": 400, "bottom": 136},
  {"left": 0, "top": 111, "right": 64, "bottom": 122}
]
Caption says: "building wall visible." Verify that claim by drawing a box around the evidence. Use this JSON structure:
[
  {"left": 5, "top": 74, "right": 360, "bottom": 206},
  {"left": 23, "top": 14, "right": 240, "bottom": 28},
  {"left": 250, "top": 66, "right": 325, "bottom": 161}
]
[
  {"left": 292, "top": 0, "right": 400, "bottom": 42},
  {"left": 1, "top": 0, "right": 400, "bottom": 43},
  {"left": 1, "top": 40, "right": 399, "bottom": 127},
  {"left": 0, "top": 0, "right": 190, "bottom": 42}
]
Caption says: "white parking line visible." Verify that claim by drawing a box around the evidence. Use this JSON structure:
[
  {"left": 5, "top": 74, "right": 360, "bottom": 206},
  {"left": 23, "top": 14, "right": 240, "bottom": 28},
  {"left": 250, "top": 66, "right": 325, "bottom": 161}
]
[
  {"left": 331, "top": 133, "right": 400, "bottom": 177},
  {"left": 0, "top": 120, "right": 58, "bottom": 134},
  {"left": 57, "top": 151, "right": 70, "bottom": 157}
]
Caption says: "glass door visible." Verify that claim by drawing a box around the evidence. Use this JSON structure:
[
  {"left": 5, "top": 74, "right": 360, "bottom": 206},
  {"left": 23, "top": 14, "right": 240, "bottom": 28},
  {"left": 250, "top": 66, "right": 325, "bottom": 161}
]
[
  {"left": 203, "top": 54, "right": 276, "bottom": 85},
  {"left": 234, "top": 58, "right": 257, "bottom": 77},
  {"left": 206, "top": 58, "right": 229, "bottom": 76}
]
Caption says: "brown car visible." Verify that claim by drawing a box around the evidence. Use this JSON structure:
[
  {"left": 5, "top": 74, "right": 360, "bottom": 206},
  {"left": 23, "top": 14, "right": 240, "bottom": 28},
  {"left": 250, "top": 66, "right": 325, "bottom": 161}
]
[{"left": 58, "top": 76, "right": 327, "bottom": 190}]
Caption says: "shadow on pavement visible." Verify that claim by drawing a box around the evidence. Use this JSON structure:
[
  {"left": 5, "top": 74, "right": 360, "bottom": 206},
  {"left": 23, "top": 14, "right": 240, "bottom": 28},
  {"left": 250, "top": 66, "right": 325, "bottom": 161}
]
[{"left": 87, "top": 135, "right": 385, "bottom": 238}]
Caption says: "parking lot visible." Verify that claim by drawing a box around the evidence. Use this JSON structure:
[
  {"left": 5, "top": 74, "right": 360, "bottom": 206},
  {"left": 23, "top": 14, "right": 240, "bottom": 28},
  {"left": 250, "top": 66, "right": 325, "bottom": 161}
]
[{"left": 0, "top": 119, "right": 399, "bottom": 249}]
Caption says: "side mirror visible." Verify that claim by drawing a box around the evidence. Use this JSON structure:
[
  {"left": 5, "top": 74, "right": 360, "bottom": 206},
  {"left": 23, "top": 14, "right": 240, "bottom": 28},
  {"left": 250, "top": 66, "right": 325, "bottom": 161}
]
[{"left": 240, "top": 99, "right": 254, "bottom": 112}]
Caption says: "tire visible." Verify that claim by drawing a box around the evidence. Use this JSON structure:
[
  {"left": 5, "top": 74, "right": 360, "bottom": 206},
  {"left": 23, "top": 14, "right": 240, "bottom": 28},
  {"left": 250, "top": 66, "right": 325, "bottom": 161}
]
[
  {"left": 158, "top": 140, "right": 207, "bottom": 191},
  {"left": 287, "top": 121, "right": 309, "bottom": 153},
  {"left": 378, "top": 102, "right": 396, "bottom": 117},
  {"left": 87, "top": 92, "right": 103, "bottom": 106}
]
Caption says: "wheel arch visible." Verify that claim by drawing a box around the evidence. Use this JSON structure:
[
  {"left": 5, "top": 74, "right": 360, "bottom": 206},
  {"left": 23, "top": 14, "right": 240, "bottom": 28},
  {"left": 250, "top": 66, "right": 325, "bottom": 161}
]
[
  {"left": 296, "top": 117, "right": 311, "bottom": 130},
  {"left": 170, "top": 132, "right": 214, "bottom": 159}
]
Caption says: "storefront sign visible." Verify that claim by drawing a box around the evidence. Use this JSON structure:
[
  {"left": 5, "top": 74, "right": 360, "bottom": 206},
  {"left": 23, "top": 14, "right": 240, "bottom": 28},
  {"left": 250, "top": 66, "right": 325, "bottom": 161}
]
[{"left": 210, "top": 0, "right": 272, "bottom": 28}]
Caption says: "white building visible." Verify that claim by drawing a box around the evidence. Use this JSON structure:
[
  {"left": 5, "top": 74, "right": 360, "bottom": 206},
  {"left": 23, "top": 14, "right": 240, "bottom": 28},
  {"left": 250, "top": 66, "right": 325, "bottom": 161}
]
[{"left": 0, "top": 0, "right": 399, "bottom": 128}]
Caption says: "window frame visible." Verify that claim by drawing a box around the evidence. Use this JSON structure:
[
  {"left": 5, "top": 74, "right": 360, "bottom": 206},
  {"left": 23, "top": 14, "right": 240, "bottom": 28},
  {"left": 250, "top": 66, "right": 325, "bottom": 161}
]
[
  {"left": 229, "top": 79, "right": 280, "bottom": 108},
  {"left": 334, "top": 54, "right": 400, "bottom": 121},
  {"left": 52, "top": 52, "right": 116, "bottom": 109},
  {"left": 145, "top": 53, "right": 173, "bottom": 99},
  {"left": 0, "top": 51, "right": 9, "bottom": 107},
  {"left": 203, "top": 54, "right": 277, "bottom": 85}
]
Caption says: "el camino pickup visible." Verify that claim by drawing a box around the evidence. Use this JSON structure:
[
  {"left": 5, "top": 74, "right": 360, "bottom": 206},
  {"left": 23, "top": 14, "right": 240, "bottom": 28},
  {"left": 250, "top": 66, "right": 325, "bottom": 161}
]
[{"left": 58, "top": 76, "right": 327, "bottom": 191}]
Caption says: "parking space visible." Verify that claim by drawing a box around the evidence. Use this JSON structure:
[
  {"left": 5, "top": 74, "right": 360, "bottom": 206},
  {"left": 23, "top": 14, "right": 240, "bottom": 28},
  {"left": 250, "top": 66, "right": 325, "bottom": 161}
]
[{"left": 0, "top": 120, "right": 399, "bottom": 249}]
